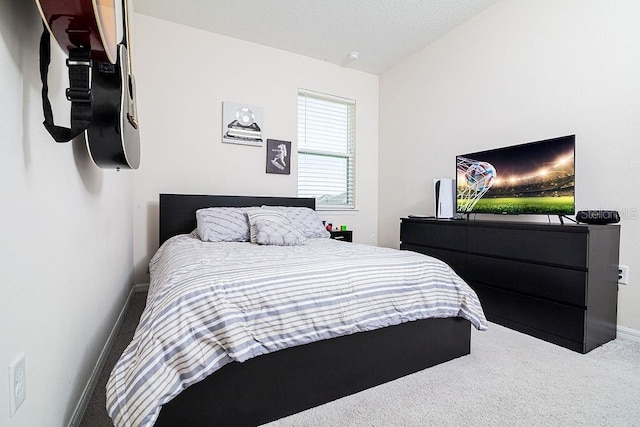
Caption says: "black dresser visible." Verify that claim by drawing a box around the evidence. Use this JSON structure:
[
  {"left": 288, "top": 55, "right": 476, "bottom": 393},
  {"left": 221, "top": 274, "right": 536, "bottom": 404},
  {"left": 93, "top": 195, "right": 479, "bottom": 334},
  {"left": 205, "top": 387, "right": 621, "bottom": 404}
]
[{"left": 400, "top": 218, "right": 620, "bottom": 353}]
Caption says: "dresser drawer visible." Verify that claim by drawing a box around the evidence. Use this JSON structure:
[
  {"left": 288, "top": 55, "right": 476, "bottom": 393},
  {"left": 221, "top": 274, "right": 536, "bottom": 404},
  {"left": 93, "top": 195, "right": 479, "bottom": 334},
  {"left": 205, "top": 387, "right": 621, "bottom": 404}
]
[
  {"left": 466, "top": 255, "right": 587, "bottom": 307},
  {"left": 400, "top": 220, "right": 466, "bottom": 251},
  {"left": 330, "top": 230, "right": 352, "bottom": 242},
  {"left": 472, "top": 283, "right": 586, "bottom": 343},
  {"left": 401, "top": 244, "right": 466, "bottom": 277},
  {"left": 467, "top": 226, "right": 588, "bottom": 268}
]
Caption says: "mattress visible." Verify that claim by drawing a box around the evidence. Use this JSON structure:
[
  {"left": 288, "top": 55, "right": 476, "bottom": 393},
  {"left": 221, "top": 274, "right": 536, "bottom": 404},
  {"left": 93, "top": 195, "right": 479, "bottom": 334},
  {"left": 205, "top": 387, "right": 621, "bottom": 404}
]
[{"left": 107, "top": 235, "right": 487, "bottom": 426}]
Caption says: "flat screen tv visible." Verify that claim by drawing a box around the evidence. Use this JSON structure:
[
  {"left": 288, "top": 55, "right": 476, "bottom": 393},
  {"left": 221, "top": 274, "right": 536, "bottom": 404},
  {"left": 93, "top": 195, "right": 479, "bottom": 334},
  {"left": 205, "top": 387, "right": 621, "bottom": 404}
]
[{"left": 456, "top": 135, "right": 575, "bottom": 215}]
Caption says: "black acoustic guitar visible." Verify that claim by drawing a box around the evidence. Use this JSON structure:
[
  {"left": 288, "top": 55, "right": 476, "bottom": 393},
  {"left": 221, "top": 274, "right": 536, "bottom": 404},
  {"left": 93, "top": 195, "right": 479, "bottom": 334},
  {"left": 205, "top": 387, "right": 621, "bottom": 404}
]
[
  {"left": 35, "top": 0, "right": 140, "bottom": 169},
  {"left": 86, "top": 0, "right": 140, "bottom": 169}
]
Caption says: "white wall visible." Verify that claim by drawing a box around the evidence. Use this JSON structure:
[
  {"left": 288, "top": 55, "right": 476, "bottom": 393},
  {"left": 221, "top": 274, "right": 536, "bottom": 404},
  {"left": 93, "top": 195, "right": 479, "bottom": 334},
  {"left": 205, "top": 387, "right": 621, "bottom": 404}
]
[
  {"left": 132, "top": 15, "right": 379, "bottom": 284},
  {"left": 379, "top": 0, "right": 640, "bottom": 330},
  {"left": 0, "top": 1, "right": 134, "bottom": 425}
]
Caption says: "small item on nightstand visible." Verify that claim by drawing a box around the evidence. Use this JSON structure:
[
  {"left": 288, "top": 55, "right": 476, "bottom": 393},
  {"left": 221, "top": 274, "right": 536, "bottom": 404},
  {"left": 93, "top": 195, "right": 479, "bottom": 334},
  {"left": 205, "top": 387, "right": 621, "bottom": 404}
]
[
  {"left": 326, "top": 223, "right": 333, "bottom": 232},
  {"left": 340, "top": 225, "right": 347, "bottom": 231}
]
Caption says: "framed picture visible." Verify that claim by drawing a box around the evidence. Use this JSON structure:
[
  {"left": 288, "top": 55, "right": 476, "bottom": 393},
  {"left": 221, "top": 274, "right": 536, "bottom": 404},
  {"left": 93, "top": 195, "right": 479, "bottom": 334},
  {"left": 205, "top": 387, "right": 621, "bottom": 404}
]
[
  {"left": 222, "top": 101, "right": 264, "bottom": 146},
  {"left": 266, "top": 139, "right": 291, "bottom": 175}
]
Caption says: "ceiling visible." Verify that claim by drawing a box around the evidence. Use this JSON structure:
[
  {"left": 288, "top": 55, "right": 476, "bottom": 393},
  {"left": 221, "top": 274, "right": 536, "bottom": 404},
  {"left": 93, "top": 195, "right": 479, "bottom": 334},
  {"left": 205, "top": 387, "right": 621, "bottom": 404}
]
[{"left": 133, "top": 0, "right": 500, "bottom": 75}]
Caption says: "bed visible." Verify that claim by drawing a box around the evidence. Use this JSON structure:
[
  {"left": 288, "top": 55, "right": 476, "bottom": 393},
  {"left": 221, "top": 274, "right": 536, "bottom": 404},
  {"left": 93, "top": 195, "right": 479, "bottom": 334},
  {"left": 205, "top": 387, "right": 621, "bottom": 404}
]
[{"left": 107, "top": 194, "right": 487, "bottom": 426}]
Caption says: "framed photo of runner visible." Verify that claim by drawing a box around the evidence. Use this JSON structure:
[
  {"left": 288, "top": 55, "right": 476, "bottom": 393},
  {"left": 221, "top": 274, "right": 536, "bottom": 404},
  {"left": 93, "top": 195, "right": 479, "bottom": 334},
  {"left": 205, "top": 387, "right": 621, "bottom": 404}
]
[{"left": 266, "top": 139, "right": 291, "bottom": 175}]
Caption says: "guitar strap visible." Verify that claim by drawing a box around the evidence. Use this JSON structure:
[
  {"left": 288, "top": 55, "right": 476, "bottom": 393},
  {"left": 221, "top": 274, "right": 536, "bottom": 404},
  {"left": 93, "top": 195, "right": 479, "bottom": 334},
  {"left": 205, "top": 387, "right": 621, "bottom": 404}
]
[{"left": 39, "top": 24, "right": 92, "bottom": 143}]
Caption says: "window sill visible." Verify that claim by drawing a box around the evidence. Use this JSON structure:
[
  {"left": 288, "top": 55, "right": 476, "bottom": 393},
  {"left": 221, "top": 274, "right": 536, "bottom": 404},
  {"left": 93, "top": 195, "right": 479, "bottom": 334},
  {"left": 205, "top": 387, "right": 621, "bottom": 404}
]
[{"left": 316, "top": 207, "right": 359, "bottom": 214}]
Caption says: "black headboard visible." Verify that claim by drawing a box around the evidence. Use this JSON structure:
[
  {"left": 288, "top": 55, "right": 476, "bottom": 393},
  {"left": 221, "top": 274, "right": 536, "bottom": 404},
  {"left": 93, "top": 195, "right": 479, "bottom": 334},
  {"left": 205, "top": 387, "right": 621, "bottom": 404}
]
[{"left": 159, "top": 194, "right": 316, "bottom": 245}]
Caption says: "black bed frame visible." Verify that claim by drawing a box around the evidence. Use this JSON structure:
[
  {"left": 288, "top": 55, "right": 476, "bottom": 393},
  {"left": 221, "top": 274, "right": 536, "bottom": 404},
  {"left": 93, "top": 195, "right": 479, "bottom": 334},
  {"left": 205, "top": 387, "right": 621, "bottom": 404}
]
[{"left": 154, "top": 194, "right": 472, "bottom": 426}]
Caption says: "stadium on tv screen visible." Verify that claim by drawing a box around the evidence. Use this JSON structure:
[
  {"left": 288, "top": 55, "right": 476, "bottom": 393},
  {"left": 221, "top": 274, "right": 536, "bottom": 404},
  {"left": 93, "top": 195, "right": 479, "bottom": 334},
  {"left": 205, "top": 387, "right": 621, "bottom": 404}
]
[{"left": 456, "top": 137, "right": 575, "bottom": 215}]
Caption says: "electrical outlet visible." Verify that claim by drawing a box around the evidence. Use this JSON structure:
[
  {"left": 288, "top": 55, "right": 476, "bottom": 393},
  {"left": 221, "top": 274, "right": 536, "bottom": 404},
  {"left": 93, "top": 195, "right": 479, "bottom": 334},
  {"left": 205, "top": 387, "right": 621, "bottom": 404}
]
[
  {"left": 9, "top": 353, "right": 26, "bottom": 417},
  {"left": 618, "top": 265, "right": 629, "bottom": 285},
  {"left": 370, "top": 233, "right": 376, "bottom": 244}
]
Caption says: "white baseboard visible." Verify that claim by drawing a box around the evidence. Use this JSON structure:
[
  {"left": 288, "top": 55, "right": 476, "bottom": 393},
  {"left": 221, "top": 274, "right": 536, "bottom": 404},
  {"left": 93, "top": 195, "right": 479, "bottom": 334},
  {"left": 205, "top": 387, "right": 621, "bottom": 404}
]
[
  {"left": 67, "top": 284, "right": 145, "bottom": 427},
  {"left": 617, "top": 325, "right": 640, "bottom": 343}
]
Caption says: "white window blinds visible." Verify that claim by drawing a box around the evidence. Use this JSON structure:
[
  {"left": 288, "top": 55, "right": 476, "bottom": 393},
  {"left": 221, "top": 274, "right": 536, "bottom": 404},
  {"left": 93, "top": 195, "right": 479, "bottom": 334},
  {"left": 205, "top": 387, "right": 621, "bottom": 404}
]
[{"left": 297, "top": 89, "right": 356, "bottom": 209}]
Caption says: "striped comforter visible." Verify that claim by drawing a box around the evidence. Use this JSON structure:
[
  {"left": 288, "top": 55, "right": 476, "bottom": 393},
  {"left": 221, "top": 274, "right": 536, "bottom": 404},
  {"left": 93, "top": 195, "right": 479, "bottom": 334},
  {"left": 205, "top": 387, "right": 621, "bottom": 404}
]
[{"left": 107, "top": 234, "right": 487, "bottom": 426}]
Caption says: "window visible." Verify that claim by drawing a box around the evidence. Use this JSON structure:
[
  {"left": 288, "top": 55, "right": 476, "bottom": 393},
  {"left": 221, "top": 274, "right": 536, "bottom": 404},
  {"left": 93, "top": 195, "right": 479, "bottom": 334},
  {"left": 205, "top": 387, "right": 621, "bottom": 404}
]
[{"left": 297, "top": 89, "right": 356, "bottom": 209}]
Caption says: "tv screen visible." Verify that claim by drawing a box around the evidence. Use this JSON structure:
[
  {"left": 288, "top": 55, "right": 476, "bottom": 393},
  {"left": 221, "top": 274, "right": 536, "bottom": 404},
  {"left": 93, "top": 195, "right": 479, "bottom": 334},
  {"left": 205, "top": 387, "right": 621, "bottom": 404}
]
[{"left": 456, "top": 135, "right": 575, "bottom": 215}]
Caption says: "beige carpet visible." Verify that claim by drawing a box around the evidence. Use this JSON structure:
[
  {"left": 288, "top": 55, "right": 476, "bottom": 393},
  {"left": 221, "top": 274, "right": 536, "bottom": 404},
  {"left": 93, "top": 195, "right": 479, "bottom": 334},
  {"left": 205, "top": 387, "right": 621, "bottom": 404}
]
[
  {"left": 80, "top": 292, "right": 146, "bottom": 427},
  {"left": 266, "top": 323, "right": 640, "bottom": 427}
]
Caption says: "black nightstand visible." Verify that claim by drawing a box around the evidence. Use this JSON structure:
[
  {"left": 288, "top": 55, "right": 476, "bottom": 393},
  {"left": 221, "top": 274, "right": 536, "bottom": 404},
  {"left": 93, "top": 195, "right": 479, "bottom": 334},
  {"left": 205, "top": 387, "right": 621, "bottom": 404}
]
[{"left": 330, "top": 230, "right": 352, "bottom": 242}]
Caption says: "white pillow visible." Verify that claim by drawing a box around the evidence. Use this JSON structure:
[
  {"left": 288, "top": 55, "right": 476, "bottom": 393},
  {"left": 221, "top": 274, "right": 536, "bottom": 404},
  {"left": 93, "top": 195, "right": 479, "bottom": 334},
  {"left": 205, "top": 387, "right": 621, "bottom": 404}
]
[
  {"left": 260, "top": 206, "right": 330, "bottom": 238},
  {"left": 247, "top": 208, "right": 289, "bottom": 243},
  {"left": 254, "top": 220, "right": 308, "bottom": 246},
  {"left": 195, "top": 207, "right": 250, "bottom": 242}
]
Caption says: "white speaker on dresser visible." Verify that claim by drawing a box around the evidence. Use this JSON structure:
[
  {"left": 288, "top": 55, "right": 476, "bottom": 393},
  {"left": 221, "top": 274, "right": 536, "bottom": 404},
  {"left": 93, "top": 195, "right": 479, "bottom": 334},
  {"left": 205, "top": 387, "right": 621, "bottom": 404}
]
[{"left": 434, "top": 178, "right": 455, "bottom": 218}]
